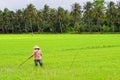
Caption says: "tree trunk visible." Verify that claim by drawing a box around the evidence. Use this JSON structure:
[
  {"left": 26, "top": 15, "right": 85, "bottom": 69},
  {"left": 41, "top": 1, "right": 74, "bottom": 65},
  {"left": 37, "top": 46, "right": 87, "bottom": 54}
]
[
  {"left": 52, "top": 23, "right": 54, "bottom": 33},
  {"left": 5, "top": 25, "right": 8, "bottom": 33},
  {"left": 30, "top": 17, "right": 33, "bottom": 34},
  {"left": 59, "top": 20, "right": 62, "bottom": 33},
  {"left": 112, "top": 26, "right": 115, "bottom": 32},
  {"left": 2, "top": 24, "right": 5, "bottom": 33},
  {"left": 12, "top": 24, "right": 14, "bottom": 33},
  {"left": 88, "top": 17, "right": 91, "bottom": 32},
  {"left": 19, "top": 22, "right": 21, "bottom": 33},
  {"left": 97, "top": 18, "right": 101, "bottom": 32},
  {"left": 37, "top": 22, "right": 40, "bottom": 32},
  {"left": 25, "top": 22, "right": 27, "bottom": 32}
]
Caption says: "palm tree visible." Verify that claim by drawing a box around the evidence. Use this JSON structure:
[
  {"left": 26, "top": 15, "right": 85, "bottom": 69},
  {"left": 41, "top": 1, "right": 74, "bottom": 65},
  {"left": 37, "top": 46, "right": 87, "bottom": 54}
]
[
  {"left": 71, "top": 3, "right": 82, "bottom": 32},
  {"left": 57, "top": 7, "right": 65, "bottom": 33},
  {"left": 116, "top": 2, "right": 120, "bottom": 32},
  {"left": 62, "top": 10, "right": 71, "bottom": 32},
  {"left": 92, "top": 0, "right": 105, "bottom": 32},
  {"left": 26, "top": 4, "right": 37, "bottom": 34},
  {"left": 83, "top": 1, "right": 93, "bottom": 32},
  {"left": 42, "top": 4, "right": 50, "bottom": 32},
  {"left": 23, "top": 8, "right": 29, "bottom": 32},
  {"left": 36, "top": 10, "right": 43, "bottom": 32},
  {"left": 49, "top": 8, "right": 57, "bottom": 32},
  {"left": 0, "top": 10, "right": 3, "bottom": 33},
  {"left": 2, "top": 8, "right": 10, "bottom": 33},
  {"left": 9, "top": 11, "right": 15, "bottom": 33},
  {"left": 15, "top": 9, "right": 23, "bottom": 33},
  {"left": 106, "top": 1, "right": 116, "bottom": 32}
]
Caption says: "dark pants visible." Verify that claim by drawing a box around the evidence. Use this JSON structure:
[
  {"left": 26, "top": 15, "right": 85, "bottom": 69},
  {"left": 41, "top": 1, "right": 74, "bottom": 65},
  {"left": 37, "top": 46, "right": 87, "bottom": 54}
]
[{"left": 34, "top": 59, "right": 43, "bottom": 67}]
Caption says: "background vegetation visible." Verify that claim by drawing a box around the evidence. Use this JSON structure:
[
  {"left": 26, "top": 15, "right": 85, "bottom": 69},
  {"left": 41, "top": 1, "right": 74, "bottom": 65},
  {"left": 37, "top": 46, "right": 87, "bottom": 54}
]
[{"left": 0, "top": 0, "right": 120, "bottom": 33}]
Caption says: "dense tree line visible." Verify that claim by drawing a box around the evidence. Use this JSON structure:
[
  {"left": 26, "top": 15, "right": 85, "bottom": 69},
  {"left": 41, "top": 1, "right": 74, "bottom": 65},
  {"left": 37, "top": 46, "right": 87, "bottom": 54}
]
[{"left": 0, "top": 0, "right": 120, "bottom": 33}]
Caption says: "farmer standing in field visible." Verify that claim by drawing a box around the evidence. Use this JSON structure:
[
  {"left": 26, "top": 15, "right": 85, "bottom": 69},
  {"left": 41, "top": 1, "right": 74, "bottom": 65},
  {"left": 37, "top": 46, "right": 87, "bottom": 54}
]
[{"left": 30, "top": 45, "right": 43, "bottom": 67}]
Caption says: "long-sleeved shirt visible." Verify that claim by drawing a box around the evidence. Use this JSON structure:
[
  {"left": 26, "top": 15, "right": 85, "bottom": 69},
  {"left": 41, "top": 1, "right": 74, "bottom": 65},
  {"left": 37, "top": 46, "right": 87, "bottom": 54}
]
[{"left": 32, "top": 50, "right": 42, "bottom": 60}]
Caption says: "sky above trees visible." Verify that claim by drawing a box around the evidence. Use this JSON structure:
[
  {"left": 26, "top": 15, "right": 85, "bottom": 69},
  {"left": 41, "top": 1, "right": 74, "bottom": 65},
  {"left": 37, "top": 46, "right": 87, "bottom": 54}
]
[{"left": 0, "top": 0, "right": 119, "bottom": 11}]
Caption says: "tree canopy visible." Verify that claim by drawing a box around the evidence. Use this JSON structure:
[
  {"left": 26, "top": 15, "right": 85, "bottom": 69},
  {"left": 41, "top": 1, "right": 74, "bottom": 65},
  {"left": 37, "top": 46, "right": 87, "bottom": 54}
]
[{"left": 0, "top": 1, "right": 120, "bottom": 33}]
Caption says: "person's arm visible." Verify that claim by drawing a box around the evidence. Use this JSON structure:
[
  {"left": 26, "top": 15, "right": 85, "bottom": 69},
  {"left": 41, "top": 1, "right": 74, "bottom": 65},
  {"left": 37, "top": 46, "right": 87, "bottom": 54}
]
[{"left": 40, "top": 50, "right": 42, "bottom": 56}]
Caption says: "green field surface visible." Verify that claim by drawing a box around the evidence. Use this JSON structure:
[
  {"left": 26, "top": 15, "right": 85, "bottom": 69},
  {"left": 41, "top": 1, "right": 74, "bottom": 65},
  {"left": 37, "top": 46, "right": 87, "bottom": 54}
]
[{"left": 0, "top": 34, "right": 120, "bottom": 80}]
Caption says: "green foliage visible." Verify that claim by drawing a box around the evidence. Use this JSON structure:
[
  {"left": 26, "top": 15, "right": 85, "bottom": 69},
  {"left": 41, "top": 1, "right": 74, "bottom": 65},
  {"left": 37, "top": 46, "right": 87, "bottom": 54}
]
[
  {"left": 102, "top": 25, "right": 110, "bottom": 32},
  {"left": 0, "top": 1, "right": 120, "bottom": 33}
]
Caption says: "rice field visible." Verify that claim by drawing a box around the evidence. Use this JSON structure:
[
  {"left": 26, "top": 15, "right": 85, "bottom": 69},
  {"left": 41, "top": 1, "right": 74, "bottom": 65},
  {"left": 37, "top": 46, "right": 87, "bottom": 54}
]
[{"left": 0, "top": 34, "right": 120, "bottom": 80}]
